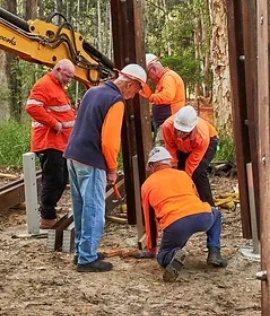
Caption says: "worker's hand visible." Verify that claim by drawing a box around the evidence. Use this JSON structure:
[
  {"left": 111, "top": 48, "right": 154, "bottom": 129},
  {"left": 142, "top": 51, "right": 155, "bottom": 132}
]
[
  {"left": 54, "top": 122, "right": 62, "bottom": 134},
  {"left": 107, "top": 172, "right": 117, "bottom": 184},
  {"left": 131, "top": 251, "right": 156, "bottom": 259}
]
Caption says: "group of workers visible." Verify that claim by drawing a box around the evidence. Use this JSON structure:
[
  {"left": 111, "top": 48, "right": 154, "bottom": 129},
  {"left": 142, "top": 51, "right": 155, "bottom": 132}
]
[{"left": 25, "top": 54, "right": 227, "bottom": 282}]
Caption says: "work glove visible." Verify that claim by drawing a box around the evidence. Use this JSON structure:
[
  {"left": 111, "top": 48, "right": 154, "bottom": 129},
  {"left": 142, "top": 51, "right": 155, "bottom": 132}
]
[{"left": 132, "top": 251, "right": 156, "bottom": 259}]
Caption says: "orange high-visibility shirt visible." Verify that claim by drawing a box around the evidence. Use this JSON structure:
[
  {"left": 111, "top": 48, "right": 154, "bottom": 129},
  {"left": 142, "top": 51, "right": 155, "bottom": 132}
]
[
  {"left": 101, "top": 101, "right": 125, "bottom": 172},
  {"left": 141, "top": 167, "right": 211, "bottom": 253},
  {"left": 149, "top": 68, "right": 185, "bottom": 114},
  {"left": 163, "top": 116, "right": 218, "bottom": 176},
  {"left": 26, "top": 72, "right": 75, "bottom": 153}
]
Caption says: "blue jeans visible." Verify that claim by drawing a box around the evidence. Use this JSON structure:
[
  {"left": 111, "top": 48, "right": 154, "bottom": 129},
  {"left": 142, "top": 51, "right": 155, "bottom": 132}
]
[
  {"left": 67, "top": 159, "right": 106, "bottom": 264},
  {"left": 157, "top": 208, "right": 221, "bottom": 267}
]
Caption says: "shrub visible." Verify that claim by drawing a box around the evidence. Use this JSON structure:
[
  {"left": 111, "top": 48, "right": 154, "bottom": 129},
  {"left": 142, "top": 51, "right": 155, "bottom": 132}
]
[
  {"left": 0, "top": 119, "right": 31, "bottom": 168},
  {"left": 214, "top": 134, "right": 235, "bottom": 162}
]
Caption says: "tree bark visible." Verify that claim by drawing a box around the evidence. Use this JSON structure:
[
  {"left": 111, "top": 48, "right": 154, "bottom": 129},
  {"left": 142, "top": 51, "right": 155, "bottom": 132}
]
[
  {"left": 2, "top": 0, "right": 23, "bottom": 121},
  {"left": 209, "top": 0, "right": 232, "bottom": 135},
  {"left": 25, "top": 0, "right": 37, "bottom": 20},
  {"left": 0, "top": 51, "right": 10, "bottom": 120}
]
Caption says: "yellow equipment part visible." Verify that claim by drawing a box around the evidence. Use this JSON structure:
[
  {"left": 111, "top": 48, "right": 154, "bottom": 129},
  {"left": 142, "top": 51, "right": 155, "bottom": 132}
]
[
  {"left": 0, "top": 8, "right": 114, "bottom": 88},
  {"left": 214, "top": 192, "right": 240, "bottom": 210}
]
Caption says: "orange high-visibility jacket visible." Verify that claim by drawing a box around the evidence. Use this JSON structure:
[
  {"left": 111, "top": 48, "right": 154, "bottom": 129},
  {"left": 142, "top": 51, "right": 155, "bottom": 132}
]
[
  {"left": 141, "top": 167, "right": 211, "bottom": 253},
  {"left": 26, "top": 72, "right": 75, "bottom": 153},
  {"left": 163, "top": 116, "right": 218, "bottom": 176},
  {"left": 149, "top": 68, "right": 185, "bottom": 114}
]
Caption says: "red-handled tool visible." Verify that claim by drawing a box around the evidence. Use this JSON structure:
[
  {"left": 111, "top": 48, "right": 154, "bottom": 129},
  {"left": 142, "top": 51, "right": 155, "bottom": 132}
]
[{"left": 113, "top": 184, "right": 122, "bottom": 200}]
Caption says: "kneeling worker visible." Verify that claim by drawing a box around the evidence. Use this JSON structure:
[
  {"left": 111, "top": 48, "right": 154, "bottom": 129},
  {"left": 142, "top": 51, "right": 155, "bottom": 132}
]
[{"left": 135, "top": 146, "right": 227, "bottom": 282}]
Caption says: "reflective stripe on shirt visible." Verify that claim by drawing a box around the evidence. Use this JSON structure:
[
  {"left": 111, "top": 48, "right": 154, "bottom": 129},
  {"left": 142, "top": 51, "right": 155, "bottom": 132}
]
[
  {"left": 26, "top": 99, "right": 44, "bottom": 106},
  {"left": 32, "top": 121, "right": 75, "bottom": 128},
  {"left": 47, "top": 105, "right": 71, "bottom": 112}
]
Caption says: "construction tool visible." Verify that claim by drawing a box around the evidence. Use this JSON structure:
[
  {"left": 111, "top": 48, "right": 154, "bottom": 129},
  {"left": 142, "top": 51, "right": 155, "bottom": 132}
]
[
  {"left": 113, "top": 184, "right": 127, "bottom": 213},
  {"left": 214, "top": 192, "right": 240, "bottom": 211}
]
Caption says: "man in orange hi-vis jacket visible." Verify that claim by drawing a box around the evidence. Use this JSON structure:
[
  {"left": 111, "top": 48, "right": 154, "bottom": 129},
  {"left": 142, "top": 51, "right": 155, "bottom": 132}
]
[
  {"left": 133, "top": 147, "right": 227, "bottom": 282},
  {"left": 26, "top": 59, "right": 75, "bottom": 229},
  {"left": 162, "top": 105, "right": 218, "bottom": 206},
  {"left": 146, "top": 53, "right": 185, "bottom": 146}
]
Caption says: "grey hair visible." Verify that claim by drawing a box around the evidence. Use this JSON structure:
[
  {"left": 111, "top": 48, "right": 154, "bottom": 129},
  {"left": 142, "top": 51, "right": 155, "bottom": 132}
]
[
  {"left": 151, "top": 61, "right": 163, "bottom": 68},
  {"left": 149, "top": 159, "right": 172, "bottom": 167},
  {"left": 116, "top": 74, "right": 133, "bottom": 82}
]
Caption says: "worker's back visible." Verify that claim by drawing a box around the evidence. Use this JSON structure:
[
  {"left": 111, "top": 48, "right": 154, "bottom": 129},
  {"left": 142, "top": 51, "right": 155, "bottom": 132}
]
[{"left": 141, "top": 168, "right": 211, "bottom": 230}]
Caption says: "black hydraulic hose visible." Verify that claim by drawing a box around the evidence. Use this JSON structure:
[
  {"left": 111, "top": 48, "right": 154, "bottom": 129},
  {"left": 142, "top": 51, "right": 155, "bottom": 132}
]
[
  {"left": 0, "top": 8, "right": 29, "bottom": 32},
  {"left": 45, "top": 12, "right": 67, "bottom": 23},
  {"left": 83, "top": 41, "right": 114, "bottom": 71}
]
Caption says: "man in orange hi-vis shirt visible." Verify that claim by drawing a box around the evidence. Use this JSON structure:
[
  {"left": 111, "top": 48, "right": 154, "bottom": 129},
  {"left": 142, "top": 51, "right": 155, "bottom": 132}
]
[
  {"left": 133, "top": 147, "right": 227, "bottom": 282},
  {"left": 146, "top": 53, "right": 185, "bottom": 146},
  {"left": 163, "top": 105, "right": 218, "bottom": 206},
  {"left": 26, "top": 59, "right": 75, "bottom": 229}
]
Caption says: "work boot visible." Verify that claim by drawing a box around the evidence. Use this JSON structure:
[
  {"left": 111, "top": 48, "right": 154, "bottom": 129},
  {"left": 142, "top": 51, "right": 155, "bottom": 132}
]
[
  {"left": 163, "top": 249, "right": 185, "bottom": 282},
  {"left": 73, "top": 252, "right": 105, "bottom": 265},
  {"left": 39, "top": 218, "right": 58, "bottom": 229},
  {"left": 77, "top": 259, "right": 113, "bottom": 272},
  {"left": 207, "top": 246, "right": 228, "bottom": 268}
]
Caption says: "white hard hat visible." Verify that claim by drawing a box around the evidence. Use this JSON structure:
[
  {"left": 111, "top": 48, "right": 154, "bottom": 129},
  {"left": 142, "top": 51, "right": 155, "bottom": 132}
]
[
  {"left": 174, "top": 105, "right": 198, "bottom": 132},
  {"left": 145, "top": 53, "right": 160, "bottom": 68},
  {"left": 117, "top": 63, "right": 151, "bottom": 98},
  {"left": 147, "top": 146, "right": 172, "bottom": 164}
]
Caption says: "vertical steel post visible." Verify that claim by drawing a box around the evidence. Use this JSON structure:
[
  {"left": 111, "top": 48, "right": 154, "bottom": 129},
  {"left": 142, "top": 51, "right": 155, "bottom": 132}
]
[{"left": 22, "top": 152, "right": 39, "bottom": 234}]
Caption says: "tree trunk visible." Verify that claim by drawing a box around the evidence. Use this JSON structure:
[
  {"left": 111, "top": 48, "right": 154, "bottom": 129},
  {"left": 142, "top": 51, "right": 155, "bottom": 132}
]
[
  {"left": 0, "top": 51, "right": 10, "bottom": 121},
  {"left": 193, "top": 16, "right": 201, "bottom": 98},
  {"left": 3, "top": 0, "right": 23, "bottom": 121},
  {"left": 209, "top": 0, "right": 232, "bottom": 135},
  {"left": 25, "top": 0, "right": 37, "bottom": 20}
]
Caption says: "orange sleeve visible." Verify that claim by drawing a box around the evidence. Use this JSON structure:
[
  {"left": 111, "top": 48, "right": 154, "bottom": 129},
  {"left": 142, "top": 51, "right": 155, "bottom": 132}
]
[
  {"left": 185, "top": 138, "right": 209, "bottom": 176},
  {"left": 141, "top": 182, "right": 158, "bottom": 253},
  {"left": 162, "top": 119, "right": 178, "bottom": 166},
  {"left": 149, "top": 75, "right": 177, "bottom": 104},
  {"left": 26, "top": 83, "right": 58, "bottom": 128},
  {"left": 101, "top": 101, "right": 125, "bottom": 172}
]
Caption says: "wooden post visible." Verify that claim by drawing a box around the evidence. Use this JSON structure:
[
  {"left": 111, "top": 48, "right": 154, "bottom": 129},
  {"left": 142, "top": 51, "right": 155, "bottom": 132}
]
[
  {"left": 241, "top": 0, "right": 260, "bottom": 236},
  {"left": 257, "top": 0, "right": 270, "bottom": 313},
  {"left": 111, "top": 0, "right": 151, "bottom": 224},
  {"left": 226, "top": 0, "right": 252, "bottom": 238}
]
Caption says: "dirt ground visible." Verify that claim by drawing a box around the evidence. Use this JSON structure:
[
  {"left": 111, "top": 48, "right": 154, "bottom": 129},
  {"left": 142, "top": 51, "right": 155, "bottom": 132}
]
[{"left": 0, "top": 176, "right": 261, "bottom": 316}]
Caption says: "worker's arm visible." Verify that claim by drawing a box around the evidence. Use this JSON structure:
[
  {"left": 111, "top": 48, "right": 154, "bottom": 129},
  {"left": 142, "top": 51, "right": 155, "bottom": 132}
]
[
  {"left": 185, "top": 138, "right": 209, "bottom": 176},
  {"left": 149, "top": 75, "right": 176, "bottom": 104},
  {"left": 25, "top": 84, "right": 59, "bottom": 128},
  {"left": 101, "top": 101, "right": 125, "bottom": 173},
  {"left": 162, "top": 120, "right": 178, "bottom": 167}
]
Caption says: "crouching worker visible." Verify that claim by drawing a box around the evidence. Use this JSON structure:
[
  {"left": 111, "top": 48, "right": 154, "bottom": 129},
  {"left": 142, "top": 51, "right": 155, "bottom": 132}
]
[{"left": 134, "top": 146, "right": 227, "bottom": 282}]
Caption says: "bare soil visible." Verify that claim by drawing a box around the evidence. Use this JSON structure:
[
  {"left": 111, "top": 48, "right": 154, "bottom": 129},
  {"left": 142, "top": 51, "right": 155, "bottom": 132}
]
[{"left": 0, "top": 176, "right": 261, "bottom": 316}]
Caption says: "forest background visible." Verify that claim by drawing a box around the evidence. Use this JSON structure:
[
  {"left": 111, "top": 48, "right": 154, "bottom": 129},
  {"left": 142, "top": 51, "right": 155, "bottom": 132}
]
[{"left": 0, "top": 0, "right": 234, "bottom": 167}]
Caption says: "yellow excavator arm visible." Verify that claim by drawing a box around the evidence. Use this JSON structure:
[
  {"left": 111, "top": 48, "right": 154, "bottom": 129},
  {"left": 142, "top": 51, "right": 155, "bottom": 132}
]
[{"left": 0, "top": 8, "right": 114, "bottom": 87}]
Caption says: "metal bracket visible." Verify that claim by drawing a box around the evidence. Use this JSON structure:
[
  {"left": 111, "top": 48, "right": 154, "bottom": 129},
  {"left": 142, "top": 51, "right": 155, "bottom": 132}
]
[{"left": 256, "top": 270, "right": 267, "bottom": 281}]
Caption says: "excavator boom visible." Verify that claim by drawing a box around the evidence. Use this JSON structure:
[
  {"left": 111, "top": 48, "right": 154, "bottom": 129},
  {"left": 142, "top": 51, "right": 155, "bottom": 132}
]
[{"left": 0, "top": 8, "right": 114, "bottom": 87}]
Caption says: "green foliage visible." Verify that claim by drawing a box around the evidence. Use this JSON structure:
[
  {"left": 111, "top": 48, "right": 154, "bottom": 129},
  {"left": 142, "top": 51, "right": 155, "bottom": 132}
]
[
  {"left": 0, "top": 119, "right": 31, "bottom": 168},
  {"left": 214, "top": 134, "right": 235, "bottom": 162},
  {"left": 161, "top": 53, "right": 201, "bottom": 93}
]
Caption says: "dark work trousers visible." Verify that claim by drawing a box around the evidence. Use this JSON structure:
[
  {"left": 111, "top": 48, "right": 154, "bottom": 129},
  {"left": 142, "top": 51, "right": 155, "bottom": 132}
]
[
  {"left": 177, "top": 136, "right": 218, "bottom": 206},
  {"left": 36, "top": 149, "right": 69, "bottom": 219},
  {"left": 157, "top": 208, "right": 221, "bottom": 268}
]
